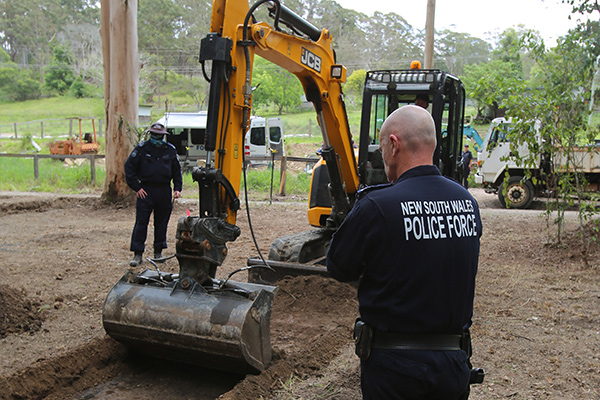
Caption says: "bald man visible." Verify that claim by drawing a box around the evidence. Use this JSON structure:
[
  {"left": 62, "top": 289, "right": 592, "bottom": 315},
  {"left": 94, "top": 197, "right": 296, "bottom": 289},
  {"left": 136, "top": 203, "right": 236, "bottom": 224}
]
[{"left": 327, "top": 105, "right": 482, "bottom": 399}]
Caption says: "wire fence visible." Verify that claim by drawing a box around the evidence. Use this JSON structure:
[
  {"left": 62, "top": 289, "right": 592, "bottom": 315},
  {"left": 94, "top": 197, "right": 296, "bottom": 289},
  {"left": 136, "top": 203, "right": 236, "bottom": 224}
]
[
  {"left": 0, "top": 153, "right": 104, "bottom": 184},
  {"left": 0, "top": 153, "right": 318, "bottom": 194}
]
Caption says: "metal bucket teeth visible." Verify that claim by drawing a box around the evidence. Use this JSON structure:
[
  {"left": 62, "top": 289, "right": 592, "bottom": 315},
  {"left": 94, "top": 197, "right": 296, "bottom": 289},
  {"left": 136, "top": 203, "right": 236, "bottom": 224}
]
[{"left": 102, "top": 271, "right": 277, "bottom": 374}]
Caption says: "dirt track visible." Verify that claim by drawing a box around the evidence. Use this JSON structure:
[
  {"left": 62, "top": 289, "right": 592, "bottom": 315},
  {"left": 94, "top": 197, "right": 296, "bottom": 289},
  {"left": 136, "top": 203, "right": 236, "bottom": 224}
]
[{"left": 0, "top": 189, "right": 599, "bottom": 399}]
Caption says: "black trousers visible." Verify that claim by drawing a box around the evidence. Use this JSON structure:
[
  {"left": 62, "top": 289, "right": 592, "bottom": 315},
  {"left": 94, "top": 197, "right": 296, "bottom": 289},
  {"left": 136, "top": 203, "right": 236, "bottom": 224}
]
[
  {"left": 462, "top": 168, "right": 470, "bottom": 188},
  {"left": 360, "top": 348, "right": 470, "bottom": 400},
  {"left": 130, "top": 186, "right": 173, "bottom": 254}
]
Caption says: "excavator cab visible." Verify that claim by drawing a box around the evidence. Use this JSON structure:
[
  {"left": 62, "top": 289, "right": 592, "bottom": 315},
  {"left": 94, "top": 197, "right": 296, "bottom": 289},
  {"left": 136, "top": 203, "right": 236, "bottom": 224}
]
[
  {"left": 255, "top": 69, "right": 466, "bottom": 280},
  {"left": 307, "top": 69, "right": 465, "bottom": 231},
  {"left": 357, "top": 69, "right": 465, "bottom": 187}
]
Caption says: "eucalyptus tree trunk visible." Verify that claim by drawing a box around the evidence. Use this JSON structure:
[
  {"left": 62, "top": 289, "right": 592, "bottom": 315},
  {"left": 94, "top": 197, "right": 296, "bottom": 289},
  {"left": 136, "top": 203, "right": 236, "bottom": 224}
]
[{"left": 100, "top": 0, "right": 139, "bottom": 202}]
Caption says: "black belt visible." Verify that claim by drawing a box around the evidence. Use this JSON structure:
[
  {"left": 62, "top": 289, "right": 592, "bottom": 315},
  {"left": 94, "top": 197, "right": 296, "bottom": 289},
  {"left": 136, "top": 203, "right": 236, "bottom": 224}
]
[{"left": 372, "top": 330, "right": 464, "bottom": 351}]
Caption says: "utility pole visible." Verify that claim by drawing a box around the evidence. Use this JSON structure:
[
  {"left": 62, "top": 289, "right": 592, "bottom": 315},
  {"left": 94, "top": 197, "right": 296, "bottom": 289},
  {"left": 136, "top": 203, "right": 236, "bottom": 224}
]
[{"left": 424, "top": 0, "right": 435, "bottom": 69}]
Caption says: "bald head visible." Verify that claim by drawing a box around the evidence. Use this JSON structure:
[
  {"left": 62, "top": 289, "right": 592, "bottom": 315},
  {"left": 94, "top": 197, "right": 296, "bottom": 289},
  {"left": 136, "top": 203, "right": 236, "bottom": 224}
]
[
  {"left": 378, "top": 105, "right": 437, "bottom": 182},
  {"left": 381, "top": 105, "right": 436, "bottom": 152}
]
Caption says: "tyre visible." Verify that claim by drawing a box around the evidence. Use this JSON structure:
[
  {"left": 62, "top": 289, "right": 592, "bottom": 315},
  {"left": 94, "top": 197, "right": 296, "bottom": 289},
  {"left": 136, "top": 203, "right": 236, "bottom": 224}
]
[{"left": 498, "top": 176, "right": 534, "bottom": 209}]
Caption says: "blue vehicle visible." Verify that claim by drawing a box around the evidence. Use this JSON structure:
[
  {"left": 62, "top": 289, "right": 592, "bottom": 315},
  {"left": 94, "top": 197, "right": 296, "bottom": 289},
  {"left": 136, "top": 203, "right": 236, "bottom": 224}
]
[
  {"left": 462, "top": 124, "right": 484, "bottom": 150},
  {"left": 443, "top": 124, "right": 483, "bottom": 150}
]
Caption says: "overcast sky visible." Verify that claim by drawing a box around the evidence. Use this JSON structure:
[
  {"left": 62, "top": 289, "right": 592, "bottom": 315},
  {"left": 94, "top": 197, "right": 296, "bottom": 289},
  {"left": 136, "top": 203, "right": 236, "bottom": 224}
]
[{"left": 334, "top": 0, "right": 586, "bottom": 44}]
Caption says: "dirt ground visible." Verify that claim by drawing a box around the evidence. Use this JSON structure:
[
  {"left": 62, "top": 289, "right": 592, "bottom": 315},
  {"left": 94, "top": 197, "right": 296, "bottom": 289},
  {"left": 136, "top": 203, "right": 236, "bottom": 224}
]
[{"left": 0, "top": 184, "right": 599, "bottom": 399}]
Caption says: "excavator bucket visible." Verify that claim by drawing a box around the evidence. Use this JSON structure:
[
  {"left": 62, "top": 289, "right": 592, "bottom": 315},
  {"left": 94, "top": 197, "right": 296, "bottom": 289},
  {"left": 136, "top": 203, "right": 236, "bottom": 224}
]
[
  {"left": 103, "top": 216, "right": 278, "bottom": 374},
  {"left": 103, "top": 270, "right": 277, "bottom": 374}
]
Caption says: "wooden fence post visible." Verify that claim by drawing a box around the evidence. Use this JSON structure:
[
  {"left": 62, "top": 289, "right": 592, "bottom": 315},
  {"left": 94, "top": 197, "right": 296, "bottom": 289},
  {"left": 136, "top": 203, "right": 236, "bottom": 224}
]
[
  {"left": 33, "top": 155, "right": 39, "bottom": 180},
  {"left": 13, "top": 123, "right": 18, "bottom": 139},
  {"left": 90, "top": 155, "right": 96, "bottom": 185},
  {"left": 279, "top": 156, "right": 287, "bottom": 196},
  {"left": 41, "top": 121, "right": 44, "bottom": 139}
]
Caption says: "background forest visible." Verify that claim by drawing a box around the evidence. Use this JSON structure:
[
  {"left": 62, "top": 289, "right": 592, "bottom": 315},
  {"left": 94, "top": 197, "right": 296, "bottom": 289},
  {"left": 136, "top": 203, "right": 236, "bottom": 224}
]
[{"left": 2, "top": 0, "right": 597, "bottom": 121}]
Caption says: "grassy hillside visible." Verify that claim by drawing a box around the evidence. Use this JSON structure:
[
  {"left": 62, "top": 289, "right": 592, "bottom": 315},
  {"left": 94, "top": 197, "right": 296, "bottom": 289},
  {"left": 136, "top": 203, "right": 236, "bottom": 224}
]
[{"left": 0, "top": 97, "right": 105, "bottom": 123}]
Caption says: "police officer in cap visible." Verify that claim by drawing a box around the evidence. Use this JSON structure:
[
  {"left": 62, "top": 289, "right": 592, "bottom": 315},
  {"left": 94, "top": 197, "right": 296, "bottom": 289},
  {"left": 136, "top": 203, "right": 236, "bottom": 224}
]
[
  {"left": 327, "top": 105, "right": 482, "bottom": 399},
  {"left": 461, "top": 144, "right": 474, "bottom": 189},
  {"left": 125, "top": 123, "right": 183, "bottom": 267}
]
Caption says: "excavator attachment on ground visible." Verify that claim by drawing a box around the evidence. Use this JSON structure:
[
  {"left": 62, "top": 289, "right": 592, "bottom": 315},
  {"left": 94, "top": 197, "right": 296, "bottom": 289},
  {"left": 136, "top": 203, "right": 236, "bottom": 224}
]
[
  {"left": 103, "top": 211, "right": 278, "bottom": 373},
  {"left": 102, "top": 268, "right": 276, "bottom": 373},
  {"left": 103, "top": 212, "right": 278, "bottom": 374}
]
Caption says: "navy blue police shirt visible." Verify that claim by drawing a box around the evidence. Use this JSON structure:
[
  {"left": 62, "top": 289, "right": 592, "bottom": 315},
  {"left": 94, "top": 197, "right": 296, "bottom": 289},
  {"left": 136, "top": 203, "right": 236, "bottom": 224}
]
[
  {"left": 124, "top": 141, "right": 183, "bottom": 193},
  {"left": 326, "top": 165, "right": 482, "bottom": 334}
]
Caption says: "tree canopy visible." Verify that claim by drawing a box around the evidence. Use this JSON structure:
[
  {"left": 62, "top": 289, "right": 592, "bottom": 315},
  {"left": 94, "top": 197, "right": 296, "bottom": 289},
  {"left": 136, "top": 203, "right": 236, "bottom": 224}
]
[
  {"left": 0, "top": 0, "right": 498, "bottom": 105},
  {"left": 1, "top": 0, "right": 596, "bottom": 119}
]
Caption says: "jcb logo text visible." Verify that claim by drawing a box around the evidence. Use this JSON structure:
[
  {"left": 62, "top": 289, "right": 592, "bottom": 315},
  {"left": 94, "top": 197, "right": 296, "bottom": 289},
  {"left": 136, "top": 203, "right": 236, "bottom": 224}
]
[{"left": 301, "top": 48, "right": 321, "bottom": 73}]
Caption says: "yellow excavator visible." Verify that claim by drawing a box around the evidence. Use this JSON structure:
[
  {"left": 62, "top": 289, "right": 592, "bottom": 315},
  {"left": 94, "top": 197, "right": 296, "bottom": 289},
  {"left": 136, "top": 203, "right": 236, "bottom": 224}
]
[{"left": 103, "top": 0, "right": 466, "bottom": 374}]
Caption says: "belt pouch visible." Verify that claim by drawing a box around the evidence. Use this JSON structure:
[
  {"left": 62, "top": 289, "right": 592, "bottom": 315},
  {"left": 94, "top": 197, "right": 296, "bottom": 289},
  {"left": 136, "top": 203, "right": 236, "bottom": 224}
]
[{"left": 353, "top": 318, "right": 373, "bottom": 361}]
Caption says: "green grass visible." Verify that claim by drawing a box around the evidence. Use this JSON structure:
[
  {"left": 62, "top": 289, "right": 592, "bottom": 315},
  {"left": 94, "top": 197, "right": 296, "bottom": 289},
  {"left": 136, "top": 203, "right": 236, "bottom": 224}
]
[
  {"left": 0, "top": 157, "right": 310, "bottom": 199},
  {"left": 0, "top": 97, "right": 104, "bottom": 123},
  {"left": 0, "top": 97, "right": 314, "bottom": 196},
  {"left": 0, "top": 97, "right": 105, "bottom": 140},
  {"left": 0, "top": 157, "right": 105, "bottom": 193},
  {"left": 242, "top": 167, "right": 311, "bottom": 195}
]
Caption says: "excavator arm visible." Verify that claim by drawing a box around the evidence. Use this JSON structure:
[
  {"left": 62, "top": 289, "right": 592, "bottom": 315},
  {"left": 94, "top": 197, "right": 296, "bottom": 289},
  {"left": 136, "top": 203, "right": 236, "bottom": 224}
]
[{"left": 198, "top": 0, "right": 358, "bottom": 228}]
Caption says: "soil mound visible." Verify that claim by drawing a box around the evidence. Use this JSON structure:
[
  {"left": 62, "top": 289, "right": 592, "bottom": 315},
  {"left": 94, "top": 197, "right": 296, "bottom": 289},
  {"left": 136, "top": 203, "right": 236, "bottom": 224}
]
[
  {"left": 218, "top": 275, "right": 359, "bottom": 400},
  {"left": 0, "top": 195, "right": 106, "bottom": 216},
  {"left": 0, "top": 285, "right": 45, "bottom": 338}
]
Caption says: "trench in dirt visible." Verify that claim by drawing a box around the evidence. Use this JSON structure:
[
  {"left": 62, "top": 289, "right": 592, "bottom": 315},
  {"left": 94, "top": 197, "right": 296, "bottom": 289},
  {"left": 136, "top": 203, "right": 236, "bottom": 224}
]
[
  {"left": 0, "top": 275, "right": 359, "bottom": 400},
  {"left": 1, "top": 335, "right": 239, "bottom": 400}
]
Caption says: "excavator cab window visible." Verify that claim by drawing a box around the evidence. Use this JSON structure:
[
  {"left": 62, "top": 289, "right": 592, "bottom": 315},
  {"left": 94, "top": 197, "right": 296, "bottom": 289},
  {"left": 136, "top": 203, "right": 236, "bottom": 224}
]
[
  {"left": 358, "top": 69, "right": 465, "bottom": 186},
  {"left": 438, "top": 104, "right": 452, "bottom": 176},
  {"left": 434, "top": 78, "right": 464, "bottom": 181},
  {"left": 368, "top": 94, "right": 423, "bottom": 145},
  {"left": 368, "top": 94, "right": 387, "bottom": 144}
]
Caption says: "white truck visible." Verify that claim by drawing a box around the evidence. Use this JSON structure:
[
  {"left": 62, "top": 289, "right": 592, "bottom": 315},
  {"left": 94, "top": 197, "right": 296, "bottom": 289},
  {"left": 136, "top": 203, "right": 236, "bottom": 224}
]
[
  {"left": 156, "top": 112, "right": 284, "bottom": 169},
  {"left": 475, "top": 117, "right": 600, "bottom": 209}
]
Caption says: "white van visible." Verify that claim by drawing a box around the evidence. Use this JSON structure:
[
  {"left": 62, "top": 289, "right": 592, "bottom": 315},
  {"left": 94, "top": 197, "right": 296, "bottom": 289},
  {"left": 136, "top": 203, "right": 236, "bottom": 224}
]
[
  {"left": 245, "top": 117, "right": 284, "bottom": 164},
  {"left": 155, "top": 112, "right": 284, "bottom": 169},
  {"left": 156, "top": 112, "right": 209, "bottom": 169}
]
